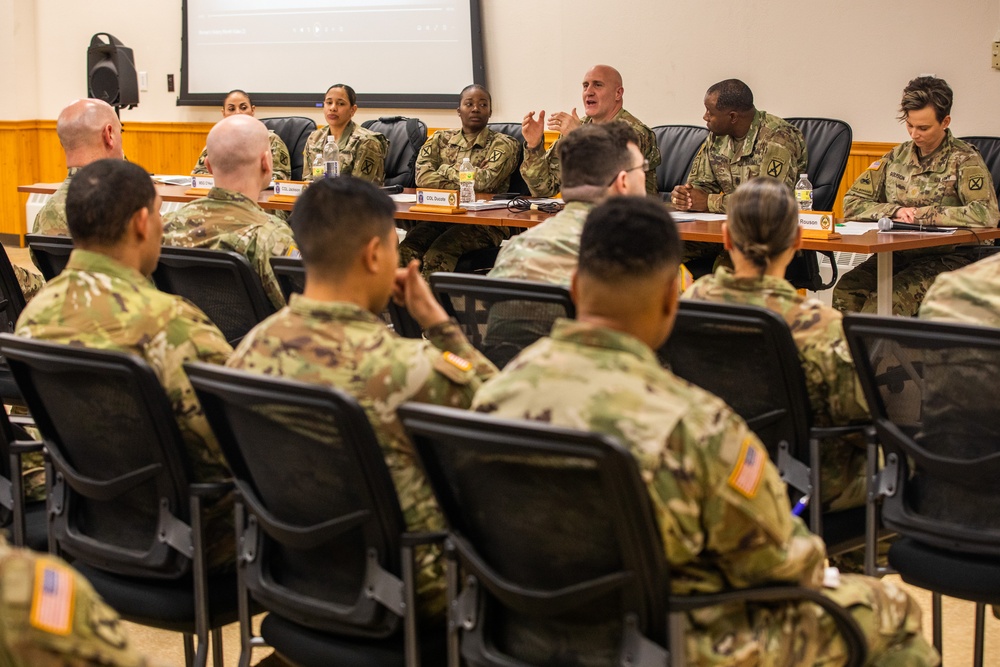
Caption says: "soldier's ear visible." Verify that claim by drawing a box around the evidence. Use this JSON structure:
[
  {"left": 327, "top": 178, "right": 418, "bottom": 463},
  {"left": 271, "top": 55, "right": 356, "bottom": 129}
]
[
  {"left": 361, "top": 235, "right": 381, "bottom": 274},
  {"left": 204, "top": 156, "right": 214, "bottom": 176},
  {"left": 132, "top": 206, "right": 150, "bottom": 242},
  {"left": 721, "top": 223, "right": 734, "bottom": 251},
  {"left": 941, "top": 115, "right": 951, "bottom": 131}
]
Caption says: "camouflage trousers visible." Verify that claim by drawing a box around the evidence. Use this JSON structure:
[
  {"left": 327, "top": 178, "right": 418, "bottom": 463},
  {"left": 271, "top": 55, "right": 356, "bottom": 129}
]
[
  {"left": 398, "top": 222, "right": 512, "bottom": 279},
  {"left": 832, "top": 247, "right": 978, "bottom": 317},
  {"left": 820, "top": 432, "right": 868, "bottom": 513}
]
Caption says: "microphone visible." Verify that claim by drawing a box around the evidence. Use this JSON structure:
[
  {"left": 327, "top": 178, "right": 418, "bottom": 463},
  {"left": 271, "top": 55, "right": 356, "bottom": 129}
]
[
  {"left": 877, "top": 217, "right": 953, "bottom": 233},
  {"left": 380, "top": 184, "right": 404, "bottom": 194}
]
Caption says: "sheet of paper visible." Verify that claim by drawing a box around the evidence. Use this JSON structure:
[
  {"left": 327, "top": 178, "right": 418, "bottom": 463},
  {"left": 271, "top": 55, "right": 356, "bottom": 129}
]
[
  {"left": 389, "top": 193, "right": 417, "bottom": 203},
  {"left": 673, "top": 212, "right": 728, "bottom": 222},
  {"left": 153, "top": 175, "right": 194, "bottom": 186},
  {"left": 833, "top": 221, "right": 880, "bottom": 235}
]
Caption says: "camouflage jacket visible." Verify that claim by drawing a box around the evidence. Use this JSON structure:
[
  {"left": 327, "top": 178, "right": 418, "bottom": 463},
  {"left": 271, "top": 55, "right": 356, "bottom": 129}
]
[
  {"left": 0, "top": 537, "right": 153, "bottom": 666},
  {"left": 488, "top": 201, "right": 594, "bottom": 286},
  {"left": 683, "top": 268, "right": 870, "bottom": 509},
  {"left": 31, "top": 168, "right": 78, "bottom": 238},
  {"left": 415, "top": 127, "right": 519, "bottom": 194},
  {"left": 301, "top": 121, "right": 388, "bottom": 184},
  {"left": 520, "top": 108, "right": 661, "bottom": 197},
  {"left": 919, "top": 251, "right": 1000, "bottom": 326},
  {"left": 687, "top": 110, "right": 807, "bottom": 214},
  {"left": 14, "top": 266, "right": 44, "bottom": 303},
  {"left": 162, "top": 187, "right": 297, "bottom": 309},
  {"left": 15, "top": 249, "right": 233, "bottom": 484},
  {"left": 844, "top": 130, "right": 999, "bottom": 227},
  {"left": 228, "top": 296, "right": 498, "bottom": 617},
  {"left": 192, "top": 130, "right": 292, "bottom": 182}
]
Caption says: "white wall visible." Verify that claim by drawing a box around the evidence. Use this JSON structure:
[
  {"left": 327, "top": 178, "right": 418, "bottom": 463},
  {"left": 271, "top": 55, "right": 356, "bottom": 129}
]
[
  {"left": 9, "top": 0, "right": 1000, "bottom": 141},
  {"left": 0, "top": 0, "right": 39, "bottom": 120}
]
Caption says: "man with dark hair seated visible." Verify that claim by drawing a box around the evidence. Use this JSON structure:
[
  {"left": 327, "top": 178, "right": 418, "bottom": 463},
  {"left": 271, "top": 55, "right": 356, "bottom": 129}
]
[
  {"left": 472, "top": 196, "right": 937, "bottom": 665},
  {"left": 227, "top": 176, "right": 497, "bottom": 623},
  {"left": 16, "top": 159, "right": 235, "bottom": 570}
]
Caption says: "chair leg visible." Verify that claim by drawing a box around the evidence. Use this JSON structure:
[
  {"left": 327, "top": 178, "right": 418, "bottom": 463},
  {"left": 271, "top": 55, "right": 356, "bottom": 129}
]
[
  {"left": 973, "top": 602, "right": 985, "bottom": 667},
  {"left": 211, "top": 628, "right": 224, "bottom": 667},
  {"left": 932, "top": 592, "right": 942, "bottom": 654},
  {"left": 183, "top": 633, "right": 195, "bottom": 667}
]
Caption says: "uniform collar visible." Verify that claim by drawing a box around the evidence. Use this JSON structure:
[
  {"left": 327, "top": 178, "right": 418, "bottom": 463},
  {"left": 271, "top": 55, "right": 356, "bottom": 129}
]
[
  {"left": 64, "top": 248, "right": 148, "bottom": 285},
  {"left": 730, "top": 109, "right": 765, "bottom": 161},
  {"left": 447, "top": 126, "right": 492, "bottom": 149},
  {"left": 549, "top": 318, "right": 660, "bottom": 366},
  {"left": 288, "top": 294, "right": 385, "bottom": 325},
  {"left": 710, "top": 265, "right": 800, "bottom": 299},
  {"left": 906, "top": 129, "right": 955, "bottom": 173},
  {"left": 204, "top": 186, "right": 266, "bottom": 213}
]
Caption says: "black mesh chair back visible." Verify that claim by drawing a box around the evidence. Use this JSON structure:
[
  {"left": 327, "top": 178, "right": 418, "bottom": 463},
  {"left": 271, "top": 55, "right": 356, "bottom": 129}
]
[
  {"left": 360, "top": 116, "right": 427, "bottom": 188},
  {"left": 26, "top": 233, "right": 73, "bottom": 281},
  {"left": 960, "top": 136, "right": 1000, "bottom": 198},
  {"left": 486, "top": 123, "right": 530, "bottom": 195},
  {"left": 261, "top": 116, "right": 318, "bottom": 181},
  {"left": 844, "top": 315, "right": 1000, "bottom": 553},
  {"left": 651, "top": 124, "right": 710, "bottom": 196},
  {"left": 429, "top": 273, "right": 575, "bottom": 368},
  {"left": 0, "top": 335, "right": 194, "bottom": 578},
  {"left": 153, "top": 247, "right": 275, "bottom": 345},
  {"left": 398, "top": 403, "right": 670, "bottom": 666},
  {"left": 0, "top": 244, "right": 27, "bottom": 405},
  {"left": 269, "top": 256, "right": 305, "bottom": 303},
  {"left": 186, "top": 363, "right": 410, "bottom": 639}
]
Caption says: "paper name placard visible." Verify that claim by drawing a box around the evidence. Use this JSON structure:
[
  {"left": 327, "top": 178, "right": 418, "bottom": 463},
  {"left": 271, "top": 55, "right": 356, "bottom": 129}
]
[
  {"left": 798, "top": 211, "right": 840, "bottom": 239},
  {"left": 409, "top": 188, "right": 465, "bottom": 214},
  {"left": 185, "top": 176, "right": 214, "bottom": 196}
]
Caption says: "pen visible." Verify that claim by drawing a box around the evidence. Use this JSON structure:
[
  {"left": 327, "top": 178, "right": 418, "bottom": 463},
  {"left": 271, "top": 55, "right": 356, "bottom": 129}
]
[{"left": 791, "top": 494, "right": 810, "bottom": 517}]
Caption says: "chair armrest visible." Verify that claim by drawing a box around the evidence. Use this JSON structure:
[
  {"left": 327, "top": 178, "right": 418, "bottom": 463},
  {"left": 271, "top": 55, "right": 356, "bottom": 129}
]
[
  {"left": 401, "top": 531, "right": 447, "bottom": 548},
  {"left": 811, "top": 423, "right": 871, "bottom": 440},
  {"left": 189, "top": 481, "right": 235, "bottom": 502},
  {"left": 8, "top": 440, "right": 43, "bottom": 455},
  {"left": 8, "top": 414, "right": 35, "bottom": 429}
]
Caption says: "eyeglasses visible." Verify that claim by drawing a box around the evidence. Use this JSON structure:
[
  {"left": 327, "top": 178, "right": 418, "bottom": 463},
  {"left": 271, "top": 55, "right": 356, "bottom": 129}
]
[{"left": 607, "top": 159, "right": 649, "bottom": 186}]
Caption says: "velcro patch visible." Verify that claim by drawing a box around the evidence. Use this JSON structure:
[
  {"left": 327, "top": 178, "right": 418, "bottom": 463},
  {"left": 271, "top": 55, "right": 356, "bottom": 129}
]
[
  {"left": 285, "top": 244, "right": 299, "bottom": 257},
  {"left": 443, "top": 351, "right": 472, "bottom": 371},
  {"left": 970, "top": 176, "right": 984, "bottom": 191},
  {"left": 728, "top": 438, "right": 765, "bottom": 499},
  {"left": 30, "top": 561, "right": 74, "bottom": 635},
  {"left": 766, "top": 159, "right": 784, "bottom": 178},
  {"left": 868, "top": 160, "right": 882, "bottom": 170},
  {"left": 361, "top": 158, "right": 375, "bottom": 175},
  {"left": 490, "top": 149, "right": 503, "bottom": 163},
  {"left": 420, "top": 145, "right": 431, "bottom": 157},
  {"left": 433, "top": 351, "right": 474, "bottom": 384}
]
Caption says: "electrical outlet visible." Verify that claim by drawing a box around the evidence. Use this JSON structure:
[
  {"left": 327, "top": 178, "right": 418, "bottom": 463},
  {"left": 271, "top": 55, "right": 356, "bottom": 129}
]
[
  {"left": 167, "top": 74, "right": 175, "bottom": 92},
  {"left": 139, "top": 71, "right": 148, "bottom": 92},
  {"left": 993, "top": 42, "right": 1000, "bottom": 70}
]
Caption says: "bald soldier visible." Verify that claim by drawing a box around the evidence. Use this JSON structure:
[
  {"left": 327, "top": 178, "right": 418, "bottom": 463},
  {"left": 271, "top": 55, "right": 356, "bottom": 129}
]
[
  {"left": 162, "top": 114, "right": 298, "bottom": 310},
  {"left": 228, "top": 176, "right": 497, "bottom": 627},
  {"left": 520, "top": 64, "right": 660, "bottom": 197},
  {"left": 472, "top": 196, "right": 937, "bottom": 666}
]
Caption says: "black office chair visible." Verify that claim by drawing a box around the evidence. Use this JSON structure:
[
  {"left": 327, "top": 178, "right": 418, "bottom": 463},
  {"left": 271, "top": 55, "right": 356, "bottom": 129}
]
[
  {"left": 0, "top": 407, "right": 46, "bottom": 550},
  {"left": 844, "top": 314, "right": 1000, "bottom": 666},
  {"left": 429, "top": 273, "right": 575, "bottom": 368},
  {"left": 398, "top": 404, "right": 867, "bottom": 667},
  {"left": 26, "top": 233, "right": 73, "bottom": 281},
  {"left": 361, "top": 116, "right": 427, "bottom": 188},
  {"left": 0, "top": 335, "right": 238, "bottom": 667},
  {"left": 784, "top": 118, "right": 853, "bottom": 292},
  {"left": 650, "top": 124, "right": 710, "bottom": 197},
  {"left": 153, "top": 247, "right": 276, "bottom": 346},
  {"left": 660, "top": 301, "right": 871, "bottom": 554},
  {"left": 0, "top": 243, "right": 28, "bottom": 407},
  {"left": 261, "top": 116, "right": 318, "bottom": 181},
  {"left": 486, "top": 122, "right": 531, "bottom": 195},
  {"left": 186, "top": 363, "right": 444, "bottom": 667},
  {"left": 959, "top": 136, "right": 1000, "bottom": 198}
]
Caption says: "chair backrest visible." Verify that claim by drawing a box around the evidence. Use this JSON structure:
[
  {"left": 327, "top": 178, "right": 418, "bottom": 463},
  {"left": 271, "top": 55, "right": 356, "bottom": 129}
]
[
  {"left": 0, "top": 334, "right": 195, "bottom": 578},
  {"left": 844, "top": 314, "right": 1000, "bottom": 556},
  {"left": 959, "top": 136, "right": 1000, "bottom": 198},
  {"left": 153, "top": 247, "right": 275, "bottom": 345},
  {"left": 486, "top": 122, "right": 530, "bottom": 195},
  {"left": 660, "top": 301, "right": 811, "bottom": 463},
  {"left": 26, "top": 234, "right": 73, "bottom": 281},
  {"left": 651, "top": 124, "right": 710, "bottom": 196},
  {"left": 261, "top": 116, "right": 318, "bottom": 181},
  {"left": 398, "top": 403, "right": 669, "bottom": 666},
  {"left": 360, "top": 116, "right": 427, "bottom": 188},
  {"left": 785, "top": 118, "right": 853, "bottom": 212},
  {"left": 0, "top": 245, "right": 27, "bottom": 406},
  {"left": 429, "top": 272, "right": 575, "bottom": 368},
  {"left": 186, "top": 362, "right": 408, "bottom": 638}
]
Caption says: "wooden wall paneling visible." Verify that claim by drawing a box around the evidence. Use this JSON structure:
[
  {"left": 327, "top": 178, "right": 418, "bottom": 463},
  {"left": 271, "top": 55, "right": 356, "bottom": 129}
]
[{"left": 122, "top": 122, "right": 212, "bottom": 175}]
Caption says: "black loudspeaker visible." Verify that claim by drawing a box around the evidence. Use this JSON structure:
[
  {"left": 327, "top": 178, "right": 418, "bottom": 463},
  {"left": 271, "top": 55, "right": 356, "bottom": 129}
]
[{"left": 87, "top": 33, "right": 139, "bottom": 108}]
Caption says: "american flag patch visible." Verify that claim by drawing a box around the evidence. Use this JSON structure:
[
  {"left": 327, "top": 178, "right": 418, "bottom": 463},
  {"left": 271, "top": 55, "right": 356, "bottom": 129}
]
[
  {"left": 30, "top": 561, "right": 75, "bottom": 635},
  {"left": 868, "top": 160, "right": 882, "bottom": 170},
  {"left": 728, "top": 438, "right": 765, "bottom": 499}
]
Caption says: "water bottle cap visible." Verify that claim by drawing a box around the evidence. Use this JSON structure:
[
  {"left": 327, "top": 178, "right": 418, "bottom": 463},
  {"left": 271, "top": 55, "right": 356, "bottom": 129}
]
[{"left": 799, "top": 173, "right": 808, "bottom": 178}]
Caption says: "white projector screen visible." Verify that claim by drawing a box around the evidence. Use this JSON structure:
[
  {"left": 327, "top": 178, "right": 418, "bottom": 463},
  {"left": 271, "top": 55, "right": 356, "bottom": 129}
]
[{"left": 180, "top": 0, "right": 485, "bottom": 108}]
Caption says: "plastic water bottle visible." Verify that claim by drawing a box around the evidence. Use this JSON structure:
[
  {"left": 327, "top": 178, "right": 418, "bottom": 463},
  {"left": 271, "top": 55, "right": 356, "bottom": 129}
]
[
  {"left": 795, "top": 173, "right": 813, "bottom": 211},
  {"left": 459, "top": 157, "right": 475, "bottom": 204},
  {"left": 310, "top": 152, "right": 324, "bottom": 181},
  {"left": 323, "top": 137, "right": 340, "bottom": 178}
]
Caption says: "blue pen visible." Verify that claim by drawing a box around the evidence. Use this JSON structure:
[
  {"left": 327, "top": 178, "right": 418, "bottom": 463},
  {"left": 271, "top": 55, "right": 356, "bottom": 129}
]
[{"left": 791, "top": 494, "right": 810, "bottom": 517}]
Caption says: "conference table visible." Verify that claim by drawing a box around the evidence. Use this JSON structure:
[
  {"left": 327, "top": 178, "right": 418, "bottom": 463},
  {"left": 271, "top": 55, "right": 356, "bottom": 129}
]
[{"left": 19, "top": 182, "right": 1000, "bottom": 316}]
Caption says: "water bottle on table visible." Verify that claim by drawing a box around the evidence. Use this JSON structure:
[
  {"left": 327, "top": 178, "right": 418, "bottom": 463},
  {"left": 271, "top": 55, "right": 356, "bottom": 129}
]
[
  {"left": 323, "top": 137, "right": 340, "bottom": 178},
  {"left": 459, "top": 157, "right": 475, "bottom": 204},
  {"left": 795, "top": 173, "right": 813, "bottom": 210}
]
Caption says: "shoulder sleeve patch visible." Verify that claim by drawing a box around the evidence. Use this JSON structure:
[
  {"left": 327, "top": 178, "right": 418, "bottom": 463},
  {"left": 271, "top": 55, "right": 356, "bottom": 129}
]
[
  {"left": 868, "top": 160, "right": 882, "bottom": 170},
  {"left": 728, "top": 437, "right": 766, "bottom": 499},
  {"left": 963, "top": 165, "right": 990, "bottom": 200},
  {"left": 433, "top": 351, "right": 474, "bottom": 384},
  {"left": 30, "top": 560, "right": 75, "bottom": 635}
]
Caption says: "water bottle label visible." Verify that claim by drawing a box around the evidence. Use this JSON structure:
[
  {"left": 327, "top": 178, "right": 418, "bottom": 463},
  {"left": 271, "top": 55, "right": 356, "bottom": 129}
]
[
  {"left": 795, "top": 189, "right": 812, "bottom": 203},
  {"left": 326, "top": 161, "right": 340, "bottom": 178},
  {"left": 459, "top": 170, "right": 474, "bottom": 183}
]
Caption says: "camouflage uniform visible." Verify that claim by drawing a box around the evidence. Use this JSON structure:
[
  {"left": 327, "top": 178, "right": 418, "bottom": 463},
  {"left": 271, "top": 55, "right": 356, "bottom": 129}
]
[
  {"left": 918, "top": 251, "right": 1000, "bottom": 326},
  {"left": 192, "top": 130, "right": 292, "bottom": 182},
  {"left": 520, "top": 108, "right": 661, "bottom": 197},
  {"left": 31, "top": 168, "right": 77, "bottom": 238},
  {"left": 227, "top": 296, "right": 498, "bottom": 618},
  {"left": 487, "top": 201, "right": 594, "bottom": 286},
  {"left": 301, "top": 121, "right": 388, "bottom": 185},
  {"left": 15, "top": 249, "right": 235, "bottom": 570},
  {"left": 162, "top": 186, "right": 298, "bottom": 310},
  {"left": 683, "top": 268, "right": 870, "bottom": 511},
  {"left": 13, "top": 267, "right": 43, "bottom": 303},
  {"left": 834, "top": 130, "right": 1000, "bottom": 316},
  {"left": 0, "top": 536, "right": 154, "bottom": 666},
  {"left": 472, "top": 319, "right": 937, "bottom": 666},
  {"left": 399, "top": 127, "right": 521, "bottom": 278}
]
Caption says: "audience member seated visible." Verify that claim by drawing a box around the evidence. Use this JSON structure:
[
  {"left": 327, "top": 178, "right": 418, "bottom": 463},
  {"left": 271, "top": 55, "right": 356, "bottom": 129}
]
[
  {"left": 227, "top": 176, "right": 497, "bottom": 618},
  {"left": 834, "top": 76, "right": 1000, "bottom": 316},
  {"left": 398, "top": 84, "right": 520, "bottom": 278},
  {"left": 520, "top": 64, "right": 660, "bottom": 197},
  {"left": 683, "top": 177, "right": 870, "bottom": 512},
  {"left": 162, "top": 114, "right": 298, "bottom": 310},
  {"left": 919, "top": 251, "right": 1000, "bottom": 326},
  {"left": 16, "top": 159, "right": 235, "bottom": 571},
  {"left": 471, "top": 195, "right": 936, "bottom": 666},
  {"left": 301, "top": 84, "right": 388, "bottom": 184},
  {"left": 191, "top": 89, "right": 291, "bottom": 182}
]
